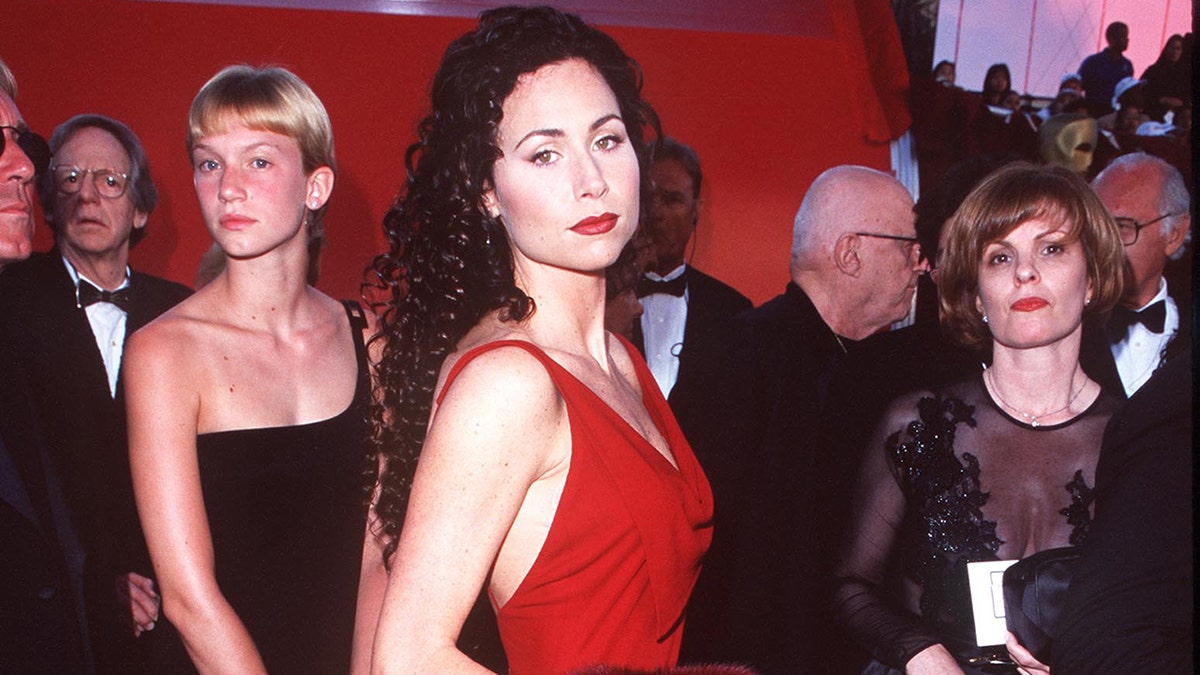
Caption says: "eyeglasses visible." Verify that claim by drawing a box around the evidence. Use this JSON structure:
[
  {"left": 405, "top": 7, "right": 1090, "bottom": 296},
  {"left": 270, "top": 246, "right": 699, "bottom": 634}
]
[
  {"left": 0, "top": 125, "right": 51, "bottom": 176},
  {"left": 1114, "top": 213, "right": 1180, "bottom": 245},
  {"left": 855, "top": 231, "right": 924, "bottom": 260},
  {"left": 50, "top": 165, "right": 131, "bottom": 199}
]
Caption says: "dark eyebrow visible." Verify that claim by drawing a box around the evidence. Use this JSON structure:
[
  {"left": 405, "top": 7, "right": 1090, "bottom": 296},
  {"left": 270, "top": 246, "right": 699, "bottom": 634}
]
[{"left": 513, "top": 113, "right": 623, "bottom": 151}]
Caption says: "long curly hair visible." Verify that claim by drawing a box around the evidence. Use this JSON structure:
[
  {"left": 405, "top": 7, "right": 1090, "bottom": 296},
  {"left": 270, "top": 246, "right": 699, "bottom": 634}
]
[{"left": 367, "top": 5, "right": 660, "bottom": 566}]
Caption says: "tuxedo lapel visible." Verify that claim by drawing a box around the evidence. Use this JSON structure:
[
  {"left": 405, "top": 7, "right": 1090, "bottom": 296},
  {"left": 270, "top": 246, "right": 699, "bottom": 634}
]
[{"left": 39, "top": 255, "right": 115, "bottom": 404}]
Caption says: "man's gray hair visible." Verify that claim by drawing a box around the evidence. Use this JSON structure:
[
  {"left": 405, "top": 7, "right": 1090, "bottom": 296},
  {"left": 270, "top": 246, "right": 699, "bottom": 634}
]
[
  {"left": 1094, "top": 153, "right": 1191, "bottom": 260},
  {"left": 38, "top": 114, "right": 158, "bottom": 247},
  {"left": 0, "top": 58, "right": 17, "bottom": 100}
]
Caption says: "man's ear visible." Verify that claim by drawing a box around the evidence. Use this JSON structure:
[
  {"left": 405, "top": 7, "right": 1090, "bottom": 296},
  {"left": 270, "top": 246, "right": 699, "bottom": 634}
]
[
  {"left": 833, "top": 233, "right": 862, "bottom": 276},
  {"left": 1162, "top": 213, "right": 1190, "bottom": 258},
  {"left": 133, "top": 210, "right": 148, "bottom": 231}
]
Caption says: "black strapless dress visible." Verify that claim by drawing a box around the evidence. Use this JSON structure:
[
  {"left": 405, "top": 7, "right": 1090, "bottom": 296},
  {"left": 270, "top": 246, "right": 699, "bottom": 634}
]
[{"left": 195, "top": 301, "right": 370, "bottom": 673}]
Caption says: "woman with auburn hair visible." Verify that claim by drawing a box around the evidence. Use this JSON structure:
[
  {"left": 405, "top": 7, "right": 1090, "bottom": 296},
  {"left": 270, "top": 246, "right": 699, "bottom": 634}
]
[
  {"left": 356, "top": 6, "right": 712, "bottom": 673},
  {"left": 126, "top": 65, "right": 370, "bottom": 672},
  {"left": 832, "top": 163, "right": 1125, "bottom": 674}
]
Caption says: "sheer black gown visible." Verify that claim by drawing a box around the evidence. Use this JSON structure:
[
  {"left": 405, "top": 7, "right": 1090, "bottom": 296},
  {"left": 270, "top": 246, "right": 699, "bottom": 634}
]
[{"left": 832, "top": 375, "right": 1121, "bottom": 673}]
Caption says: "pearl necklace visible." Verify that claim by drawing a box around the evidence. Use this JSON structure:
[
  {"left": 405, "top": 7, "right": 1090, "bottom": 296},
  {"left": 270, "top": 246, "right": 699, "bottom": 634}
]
[{"left": 984, "top": 368, "right": 1087, "bottom": 428}]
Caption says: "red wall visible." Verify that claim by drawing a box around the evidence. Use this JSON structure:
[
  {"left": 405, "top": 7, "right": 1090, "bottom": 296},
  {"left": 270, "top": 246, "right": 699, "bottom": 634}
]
[{"left": 6, "top": 0, "right": 891, "bottom": 305}]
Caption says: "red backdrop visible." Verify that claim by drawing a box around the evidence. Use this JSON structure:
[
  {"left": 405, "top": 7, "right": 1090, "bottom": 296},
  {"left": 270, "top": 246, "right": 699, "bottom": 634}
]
[{"left": 6, "top": 0, "right": 903, "bottom": 305}]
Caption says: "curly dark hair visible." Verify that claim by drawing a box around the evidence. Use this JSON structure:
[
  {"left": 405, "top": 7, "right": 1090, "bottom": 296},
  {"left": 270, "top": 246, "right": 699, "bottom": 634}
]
[{"left": 366, "top": 5, "right": 660, "bottom": 566}]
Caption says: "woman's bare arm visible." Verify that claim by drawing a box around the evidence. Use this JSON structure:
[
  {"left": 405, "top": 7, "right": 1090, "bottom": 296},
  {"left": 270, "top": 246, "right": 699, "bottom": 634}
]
[
  {"left": 351, "top": 482, "right": 389, "bottom": 674},
  {"left": 370, "top": 346, "right": 567, "bottom": 674},
  {"left": 126, "top": 323, "right": 267, "bottom": 674}
]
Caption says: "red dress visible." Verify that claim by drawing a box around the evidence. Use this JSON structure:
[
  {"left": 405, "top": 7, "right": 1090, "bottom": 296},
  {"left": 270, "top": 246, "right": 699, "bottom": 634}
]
[{"left": 437, "top": 337, "right": 714, "bottom": 674}]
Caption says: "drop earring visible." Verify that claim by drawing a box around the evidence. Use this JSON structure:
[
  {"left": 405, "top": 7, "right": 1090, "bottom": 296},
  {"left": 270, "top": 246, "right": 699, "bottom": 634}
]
[{"left": 982, "top": 314, "right": 989, "bottom": 324}]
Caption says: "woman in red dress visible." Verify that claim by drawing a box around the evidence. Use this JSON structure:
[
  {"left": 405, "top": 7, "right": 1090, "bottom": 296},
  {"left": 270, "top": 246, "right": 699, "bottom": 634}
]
[{"left": 354, "top": 7, "right": 713, "bottom": 674}]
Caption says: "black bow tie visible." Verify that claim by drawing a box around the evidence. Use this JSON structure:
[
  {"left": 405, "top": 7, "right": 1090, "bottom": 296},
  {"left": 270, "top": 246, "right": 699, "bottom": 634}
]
[
  {"left": 636, "top": 275, "right": 687, "bottom": 298},
  {"left": 1110, "top": 300, "right": 1166, "bottom": 335},
  {"left": 77, "top": 280, "right": 133, "bottom": 311}
]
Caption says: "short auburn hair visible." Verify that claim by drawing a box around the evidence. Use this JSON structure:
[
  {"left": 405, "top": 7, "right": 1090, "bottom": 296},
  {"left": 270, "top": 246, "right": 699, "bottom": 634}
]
[{"left": 938, "top": 162, "right": 1125, "bottom": 350}]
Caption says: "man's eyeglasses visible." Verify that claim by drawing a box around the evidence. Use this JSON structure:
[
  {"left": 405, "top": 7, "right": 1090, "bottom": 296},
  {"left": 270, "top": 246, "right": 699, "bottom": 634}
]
[
  {"left": 0, "top": 125, "right": 51, "bottom": 176},
  {"left": 50, "top": 165, "right": 131, "bottom": 199},
  {"left": 855, "top": 231, "right": 923, "bottom": 260},
  {"left": 1114, "top": 213, "right": 1180, "bottom": 246}
]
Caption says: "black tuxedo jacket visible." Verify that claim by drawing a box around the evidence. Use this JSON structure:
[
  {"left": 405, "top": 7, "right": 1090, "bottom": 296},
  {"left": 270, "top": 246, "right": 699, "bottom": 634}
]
[
  {"left": 631, "top": 265, "right": 751, "bottom": 405},
  {"left": 1079, "top": 279, "right": 1192, "bottom": 398},
  {"left": 0, "top": 250, "right": 190, "bottom": 668},
  {"left": 0, "top": 250, "right": 191, "bottom": 572},
  {"left": 670, "top": 283, "right": 850, "bottom": 674},
  {"left": 0, "top": 325, "right": 91, "bottom": 671},
  {"left": 1053, "top": 349, "right": 1193, "bottom": 673}
]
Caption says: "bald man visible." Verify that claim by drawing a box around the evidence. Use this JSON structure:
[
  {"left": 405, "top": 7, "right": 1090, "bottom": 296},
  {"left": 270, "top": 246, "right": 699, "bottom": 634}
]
[{"left": 673, "top": 166, "right": 928, "bottom": 673}]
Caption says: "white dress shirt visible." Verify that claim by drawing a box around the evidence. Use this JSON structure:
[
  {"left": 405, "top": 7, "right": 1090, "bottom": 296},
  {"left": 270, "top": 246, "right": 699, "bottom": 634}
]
[
  {"left": 640, "top": 264, "right": 689, "bottom": 397},
  {"left": 63, "top": 257, "right": 130, "bottom": 398},
  {"left": 1111, "top": 277, "right": 1178, "bottom": 397}
]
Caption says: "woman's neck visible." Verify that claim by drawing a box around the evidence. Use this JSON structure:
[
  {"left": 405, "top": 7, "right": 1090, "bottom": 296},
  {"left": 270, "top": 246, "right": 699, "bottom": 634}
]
[
  {"left": 986, "top": 332, "right": 1095, "bottom": 424},
  {"left": 211, "top": 244, "right": 316, "bottom": 332},
  {"left": 514, "top": 264, "right": 609, "bottom": 366}
]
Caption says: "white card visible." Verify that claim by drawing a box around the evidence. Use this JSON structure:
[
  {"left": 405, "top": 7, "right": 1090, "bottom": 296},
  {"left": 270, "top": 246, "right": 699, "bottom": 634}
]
[{"left": 966, "top": 559, "right": 1018, "bottom": 647}]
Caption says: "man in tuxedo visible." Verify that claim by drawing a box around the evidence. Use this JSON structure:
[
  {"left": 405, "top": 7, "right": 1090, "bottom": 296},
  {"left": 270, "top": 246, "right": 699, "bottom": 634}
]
[
  {"left": 673, "top": 166, "right": 928, "bottom": 673},
  {"left": 0, "top": 61, "right": 92, "bottom": 671},
  {"left": 1084, "top": 152, "right": 1190, "bottom": 398},
  {"left": 1052, "top": 349, "right": 1192, "bottom": 673},
  {"left": 0, "top": 113, "right": 191, "bottom": 671},
  {"left": 633, "top": 137, "right": 751, "bottom": 401}
]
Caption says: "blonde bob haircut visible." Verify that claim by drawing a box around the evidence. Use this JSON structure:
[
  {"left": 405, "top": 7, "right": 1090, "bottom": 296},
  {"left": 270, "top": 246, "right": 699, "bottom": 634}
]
[
  {"left": 938, "top": 162, "right": 1125, "bottom": 351},
  {"left": 187, "top": 65, "right": 335, "bottom": 238}
]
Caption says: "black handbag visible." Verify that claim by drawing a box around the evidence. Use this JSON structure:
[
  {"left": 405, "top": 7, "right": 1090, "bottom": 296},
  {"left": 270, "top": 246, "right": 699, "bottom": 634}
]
[{"left": 1001, "top": 546, "right": 1080, "bottom": 664}]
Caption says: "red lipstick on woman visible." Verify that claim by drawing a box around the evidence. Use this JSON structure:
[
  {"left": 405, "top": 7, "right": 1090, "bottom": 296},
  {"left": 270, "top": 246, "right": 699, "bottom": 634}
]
[
  {"left": 570, "top": 212, "right": 618, "bottom": 235},
  {"left": 1011, "top": 297, "right": 1049, "bottom": 312}
]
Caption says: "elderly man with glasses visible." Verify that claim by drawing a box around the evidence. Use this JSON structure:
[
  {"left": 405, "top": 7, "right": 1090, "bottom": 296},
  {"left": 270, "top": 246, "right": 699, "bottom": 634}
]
[
  {"left": 0, "top": 113, "right": 191, "bottom": 672},
  {"left": 1082, "top": 152, "right": 1190, "bottom": 398},
  {"left": 672, "top": 165, "right": 929, "bottom": 673}
]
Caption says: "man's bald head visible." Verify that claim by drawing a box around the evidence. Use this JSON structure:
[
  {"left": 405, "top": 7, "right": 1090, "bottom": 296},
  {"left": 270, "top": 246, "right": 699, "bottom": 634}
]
[
  {"left": 787, "top": 165, "right": 925, "bottom": 339},
  {"left": 790, "top": 166, "right": 913, "bottom": 272}
]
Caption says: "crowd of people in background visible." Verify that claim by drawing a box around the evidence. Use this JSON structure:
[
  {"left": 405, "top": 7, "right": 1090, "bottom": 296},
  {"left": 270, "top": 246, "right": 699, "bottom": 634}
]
[
  {"left": 0, "top": 8, "right": 1192, "bottom": 675},
  {"left": 910, "top": 22, "right": 1192, "bottom": 199}
]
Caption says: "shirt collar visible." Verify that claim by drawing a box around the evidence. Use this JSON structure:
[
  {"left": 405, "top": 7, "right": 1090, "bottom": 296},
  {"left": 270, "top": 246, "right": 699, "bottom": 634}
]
[
  {"left": 646, "top": 263, "right": 686, "bottom": 283},
  {"left": 1134, "top": 276, "right": 1169, "bottom": 311},
  {"left": 62, "top": 255, "right": 131, "bottom": 292}
]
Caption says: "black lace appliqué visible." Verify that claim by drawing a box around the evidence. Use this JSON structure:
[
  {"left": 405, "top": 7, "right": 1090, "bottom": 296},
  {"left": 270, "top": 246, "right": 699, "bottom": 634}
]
[
  {"left": 1059, "top": 469, "right": 1094, "bottom": 546},
  {"left": 889, "top": 394, "right": 1001, "bottom": 624}
]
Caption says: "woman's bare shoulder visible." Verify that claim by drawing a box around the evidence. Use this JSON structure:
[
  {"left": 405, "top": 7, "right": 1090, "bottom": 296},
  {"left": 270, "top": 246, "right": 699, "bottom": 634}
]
[{"left": 125, "top": 290, "right": 236, "bottom": 372}]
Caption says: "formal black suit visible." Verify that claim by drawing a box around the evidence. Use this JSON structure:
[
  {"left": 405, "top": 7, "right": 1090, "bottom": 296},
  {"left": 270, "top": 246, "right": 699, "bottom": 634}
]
[
  {"left": 1, "top": 317, "right": 92, "bottom": 672},
  {"left": 1078, "top": 276, "right": 1192, "bottom": 398},
  {"left": 1052, "top": 349, "right": 1193, "bottom": 673},
  {"left": 0, "top": 250, "right": 191, "bottom": 672},
  {"left": 672, "top": 282, "right": 858, "bottom": 674},
  {"left": 631, "top": 264, "right": 751, "bottom": 406}
]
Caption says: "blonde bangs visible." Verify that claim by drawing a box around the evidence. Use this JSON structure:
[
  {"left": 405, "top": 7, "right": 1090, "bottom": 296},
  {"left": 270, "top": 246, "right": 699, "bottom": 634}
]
[{"left": 186, "top": 65, "right": 335, "bottom": 176}]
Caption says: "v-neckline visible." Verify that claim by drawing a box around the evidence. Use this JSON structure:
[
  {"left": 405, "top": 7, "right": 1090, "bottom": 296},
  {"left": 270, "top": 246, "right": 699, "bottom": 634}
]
[{"left": 478, "top": 338, "right": 682, "bottom": 473}]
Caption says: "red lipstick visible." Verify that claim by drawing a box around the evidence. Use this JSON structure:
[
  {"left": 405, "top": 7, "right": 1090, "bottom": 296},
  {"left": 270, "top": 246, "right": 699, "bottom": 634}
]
[
  {"left": 1011, "top": 297, "right": 1048, "bottom": 312},
  {"left": 571, "top": 213, "right": 618, "bottom": 236}
]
